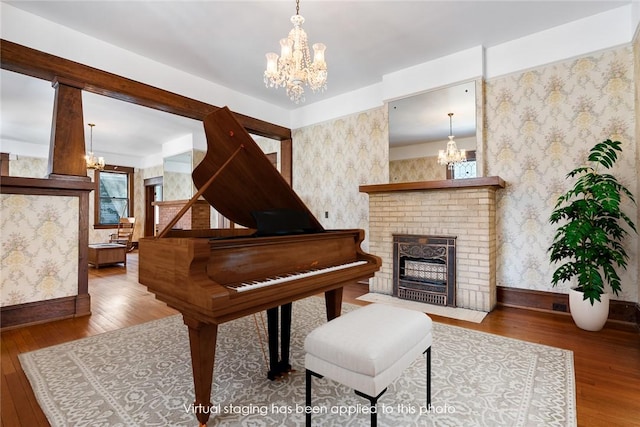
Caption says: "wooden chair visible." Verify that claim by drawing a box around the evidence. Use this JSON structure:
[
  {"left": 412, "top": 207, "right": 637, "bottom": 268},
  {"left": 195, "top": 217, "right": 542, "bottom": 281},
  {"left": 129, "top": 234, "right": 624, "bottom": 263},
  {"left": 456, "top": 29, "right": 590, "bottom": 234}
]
[{"left": 109, "top": 217, "right": 136, "bottom": 252}]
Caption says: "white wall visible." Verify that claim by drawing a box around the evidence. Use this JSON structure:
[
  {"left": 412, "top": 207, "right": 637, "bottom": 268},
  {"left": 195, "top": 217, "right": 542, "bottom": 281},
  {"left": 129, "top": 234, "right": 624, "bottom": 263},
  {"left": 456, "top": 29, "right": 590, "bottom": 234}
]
[{"left": 0, "top": 3, "right": 291, "bottom": 129}]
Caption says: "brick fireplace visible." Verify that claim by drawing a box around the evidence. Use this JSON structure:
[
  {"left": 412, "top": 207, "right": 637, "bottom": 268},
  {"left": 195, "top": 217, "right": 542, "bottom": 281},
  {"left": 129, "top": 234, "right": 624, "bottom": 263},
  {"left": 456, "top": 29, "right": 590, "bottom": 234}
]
[{"left": 360, "top": 177, "right": 505, "bottom": 312}]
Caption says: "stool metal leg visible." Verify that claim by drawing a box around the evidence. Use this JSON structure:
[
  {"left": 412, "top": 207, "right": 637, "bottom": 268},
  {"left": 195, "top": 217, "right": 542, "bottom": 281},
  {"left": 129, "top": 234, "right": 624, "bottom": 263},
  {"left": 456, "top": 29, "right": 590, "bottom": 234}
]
[
  {"left": 424, "top": 346, "right": 432, "bottom": 406},
  {"left": 306, "top": 369, "right": 323, "bottom": 427},
  {"left": 305, "top": 369, "right": 312, "bottom": 427},
  {"left": 354, "top": 388, "right": 386, "bottom": 427}
]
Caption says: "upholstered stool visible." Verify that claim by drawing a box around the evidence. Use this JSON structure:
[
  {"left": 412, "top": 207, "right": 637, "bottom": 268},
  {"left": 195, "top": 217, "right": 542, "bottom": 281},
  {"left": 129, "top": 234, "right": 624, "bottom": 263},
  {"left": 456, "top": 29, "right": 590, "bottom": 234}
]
[{"left": 304, "top": 303, "right": 432, "bottom": 426}]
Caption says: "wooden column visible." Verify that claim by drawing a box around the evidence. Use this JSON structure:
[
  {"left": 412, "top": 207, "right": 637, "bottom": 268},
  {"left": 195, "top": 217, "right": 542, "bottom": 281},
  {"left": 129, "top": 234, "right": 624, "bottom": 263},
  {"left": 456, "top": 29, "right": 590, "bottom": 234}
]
[
  {"left": 0, "top": 152, "right": 9, "bottom": 176},
  {"left": 48, "top": 77, "right": 90, "bottom": 181},
  {"left": 280, "top": 138, "right": 292, "bottom": 186}
]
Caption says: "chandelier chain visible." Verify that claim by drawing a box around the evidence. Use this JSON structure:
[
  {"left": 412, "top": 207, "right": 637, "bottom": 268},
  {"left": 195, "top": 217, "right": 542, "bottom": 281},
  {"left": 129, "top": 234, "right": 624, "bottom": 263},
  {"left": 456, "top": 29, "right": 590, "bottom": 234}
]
[
  {"left": 85, "top": 122, "right": 105, "bottom": 171},
  {"left": 437, "top": 113, "right": 466, "bottom": 170},
  {"left": 449, "top": 112, "right": 453, "bottom": 136}
]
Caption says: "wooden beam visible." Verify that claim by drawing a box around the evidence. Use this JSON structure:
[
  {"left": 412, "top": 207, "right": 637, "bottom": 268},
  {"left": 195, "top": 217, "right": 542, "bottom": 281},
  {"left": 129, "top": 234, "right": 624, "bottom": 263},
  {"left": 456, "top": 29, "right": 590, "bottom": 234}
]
[{"left": 0, "top": 39, "right": 291, "bottom": 141}]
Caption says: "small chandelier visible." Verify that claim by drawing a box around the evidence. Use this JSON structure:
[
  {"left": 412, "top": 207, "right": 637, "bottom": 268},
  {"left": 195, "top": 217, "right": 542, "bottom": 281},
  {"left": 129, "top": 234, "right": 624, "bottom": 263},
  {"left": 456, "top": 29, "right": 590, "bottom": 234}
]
[
  {"left": 263, "top": 0, "right": 327, "bottom": 103},
  {"left": 437, "top": 113, "right": 466, "bottom": 170},
  {"left": 85, "top": 123, "right": 105, "bottom": 171}
]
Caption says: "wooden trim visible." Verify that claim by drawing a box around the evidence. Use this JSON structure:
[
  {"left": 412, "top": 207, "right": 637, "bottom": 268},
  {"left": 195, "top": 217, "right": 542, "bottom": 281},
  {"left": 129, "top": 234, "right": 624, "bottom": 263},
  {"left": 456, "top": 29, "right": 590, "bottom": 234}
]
[
  {"left": 0, "top": 176, "right": 95, "bottom": 191},
  {"left": 0, "top": 152, "right": 9, "bottom": 176},
  {"left": 0, "top": 295, "right": 91, "bottom": 330},
  {"left": 281, "top": 138, "right": 293, "bottom": 186},
  {"left": 497, "top": 286, "right": 640, "bottom": 326},
  {"left": 78, "top": 191, "right": 90, "bottom": 295},
  {"left": 93, "top": 165, "right": 135, "bottom": 227},
  {"left": 359, "top": 176, "right": 506, "bottom": 193}
]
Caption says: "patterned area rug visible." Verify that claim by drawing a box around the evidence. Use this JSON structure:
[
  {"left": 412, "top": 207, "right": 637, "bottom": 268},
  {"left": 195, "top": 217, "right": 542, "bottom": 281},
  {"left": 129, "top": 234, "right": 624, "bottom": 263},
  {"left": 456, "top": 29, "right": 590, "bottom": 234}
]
[{"left": 19, "top": 298, "right": 575, "bottom": 426}]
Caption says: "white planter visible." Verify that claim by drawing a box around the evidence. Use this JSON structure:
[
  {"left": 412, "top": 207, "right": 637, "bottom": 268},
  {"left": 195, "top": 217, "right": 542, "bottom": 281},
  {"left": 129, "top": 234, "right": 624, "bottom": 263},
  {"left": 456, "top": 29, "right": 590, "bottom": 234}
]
[{"left": 568, "top": 288, "right": 610, "bottom": 331}]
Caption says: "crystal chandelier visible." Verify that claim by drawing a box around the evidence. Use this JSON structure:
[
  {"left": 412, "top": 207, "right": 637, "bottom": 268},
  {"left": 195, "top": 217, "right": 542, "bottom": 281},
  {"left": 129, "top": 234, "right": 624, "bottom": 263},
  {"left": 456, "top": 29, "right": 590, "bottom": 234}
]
[
  {"left": 437, "top": 113, "right": 466, "bottom": 170},
  {"left": 264, "top": 0, "right": 327, "bottom": 103},
  {"left": 85, "top": 123, "right": 105, "bottom": 171}
]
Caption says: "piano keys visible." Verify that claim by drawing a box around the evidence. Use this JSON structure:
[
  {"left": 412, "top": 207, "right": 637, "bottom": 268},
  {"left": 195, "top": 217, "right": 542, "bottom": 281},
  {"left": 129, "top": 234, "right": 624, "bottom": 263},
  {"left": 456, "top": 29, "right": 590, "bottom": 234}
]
[
  {"left": 227, "top": 260, "right": 368, "bottom": 292},
  {"left": 138, "top": 106, "right": 381, "bottom": 426}
]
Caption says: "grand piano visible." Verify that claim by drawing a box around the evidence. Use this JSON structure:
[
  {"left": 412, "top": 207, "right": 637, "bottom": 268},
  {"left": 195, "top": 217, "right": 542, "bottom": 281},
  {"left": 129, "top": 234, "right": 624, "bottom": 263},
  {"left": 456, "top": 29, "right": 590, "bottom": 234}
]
[{"left": 138, "top": 106, "right": 381, "bottom": 426}]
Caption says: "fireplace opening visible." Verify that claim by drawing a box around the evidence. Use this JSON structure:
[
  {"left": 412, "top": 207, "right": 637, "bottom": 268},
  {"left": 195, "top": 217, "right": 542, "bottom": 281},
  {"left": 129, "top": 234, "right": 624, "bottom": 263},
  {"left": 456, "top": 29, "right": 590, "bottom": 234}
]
[{"left": 393, "top": 235, "right": 456, "bottom": 306}]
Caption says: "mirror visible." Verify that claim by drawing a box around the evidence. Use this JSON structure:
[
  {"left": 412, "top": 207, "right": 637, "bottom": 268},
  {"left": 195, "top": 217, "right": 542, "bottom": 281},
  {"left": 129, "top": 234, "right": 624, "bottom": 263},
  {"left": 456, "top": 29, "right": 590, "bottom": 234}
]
[
  {"left": 388, "top": 80, "right": 480, "bottom": 182},
  {"left": 251, "top": 134, "right": 281, "bottom": 172},
  {"left": 162, "top": 151, "right": 194, "bottom": 200}
]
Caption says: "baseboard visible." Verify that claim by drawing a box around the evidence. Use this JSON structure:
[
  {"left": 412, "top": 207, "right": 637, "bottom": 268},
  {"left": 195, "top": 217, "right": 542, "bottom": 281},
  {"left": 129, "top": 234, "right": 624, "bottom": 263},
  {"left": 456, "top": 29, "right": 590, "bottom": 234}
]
[
  {"left": 497, "top": 286, "right": 640, "bottom": 327},
  {"left": 1, "top": 294, "right": 91, "bottom": 330}
]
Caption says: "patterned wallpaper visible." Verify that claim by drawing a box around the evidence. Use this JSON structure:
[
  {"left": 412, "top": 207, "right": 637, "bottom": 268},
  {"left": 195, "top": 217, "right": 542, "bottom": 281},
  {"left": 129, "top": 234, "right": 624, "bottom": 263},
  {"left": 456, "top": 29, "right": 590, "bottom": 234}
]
[
  {"left": 389, "top": 156, "right": 446, "bottom": 182},
  {"left": 162, "top": 171, "right": 192, "bottom": 201},
  {"left": 485, "top": 45, "right": 638, "bottom": 302},
  {"left": 291, "top": 45, "right": 637, "bottom": 303},
  {"left": 292, "top": 108, "right": 389, "bottom": 251},
  {"left": 1, "top": 194, "right": 79, "bottom": 306},
  {"left": 8, "top": 156, "right": 47, "bottom": 178}
]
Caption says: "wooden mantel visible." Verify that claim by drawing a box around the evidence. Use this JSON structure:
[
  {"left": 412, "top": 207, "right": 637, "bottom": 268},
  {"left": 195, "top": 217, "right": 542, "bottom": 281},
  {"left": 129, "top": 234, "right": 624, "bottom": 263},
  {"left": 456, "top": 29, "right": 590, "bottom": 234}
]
[{"left": 359, "top": 176, "right": 505, "bottom": 194}]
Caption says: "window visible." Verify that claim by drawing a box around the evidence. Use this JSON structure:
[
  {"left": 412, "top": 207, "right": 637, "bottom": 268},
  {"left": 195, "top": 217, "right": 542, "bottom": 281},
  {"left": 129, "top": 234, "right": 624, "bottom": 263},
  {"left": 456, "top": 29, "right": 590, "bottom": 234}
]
[
  {"left": 94, "top": 165, "right": 134, "bottom": 227},
  {"left": 447, "top": 151, "right": 477, "bottom": 180}
]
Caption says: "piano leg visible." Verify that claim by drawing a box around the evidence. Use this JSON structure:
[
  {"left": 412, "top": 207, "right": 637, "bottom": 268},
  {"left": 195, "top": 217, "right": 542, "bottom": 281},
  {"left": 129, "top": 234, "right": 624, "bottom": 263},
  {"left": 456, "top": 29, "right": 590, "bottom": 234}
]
[
  {"left": 325, "top": 287, "right": 344, "bottom": 320},
  {"left": 184, "top": 316, "right": 218, "bottom": 426},
  {"left": 266, "top": 303, "right": 293, "bottom": 380},
  {"left": 279, "top": 303, "right": 292, "bottom": 374}
]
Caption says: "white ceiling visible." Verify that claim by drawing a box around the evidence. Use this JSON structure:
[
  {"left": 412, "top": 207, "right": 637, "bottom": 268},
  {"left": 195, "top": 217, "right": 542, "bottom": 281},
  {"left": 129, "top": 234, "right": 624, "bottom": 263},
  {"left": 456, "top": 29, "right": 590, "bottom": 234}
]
[{"left": 0, "top": 1, "right": 631, "bottom": 164}]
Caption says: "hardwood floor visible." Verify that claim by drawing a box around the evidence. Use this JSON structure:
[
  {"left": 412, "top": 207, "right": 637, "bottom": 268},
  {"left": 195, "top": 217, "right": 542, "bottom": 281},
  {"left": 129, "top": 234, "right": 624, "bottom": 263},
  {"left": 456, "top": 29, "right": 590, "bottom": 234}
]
[{"left": 2, "top": 252, "right": 639, "bottom": 427}]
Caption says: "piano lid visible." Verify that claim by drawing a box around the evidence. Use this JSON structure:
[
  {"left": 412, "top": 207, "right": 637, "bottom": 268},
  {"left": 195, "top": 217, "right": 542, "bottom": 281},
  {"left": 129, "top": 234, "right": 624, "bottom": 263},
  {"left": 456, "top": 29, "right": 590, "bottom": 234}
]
[{"left": 192, "top": 106, "right": 324, "bottom": 232}]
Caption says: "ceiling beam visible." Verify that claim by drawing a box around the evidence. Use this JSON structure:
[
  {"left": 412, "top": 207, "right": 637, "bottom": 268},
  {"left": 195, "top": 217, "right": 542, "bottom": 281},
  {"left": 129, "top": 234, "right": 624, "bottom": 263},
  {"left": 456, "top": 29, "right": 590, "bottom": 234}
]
[{"left": 0, "top": 39, "right": 291, "bottom": 141}]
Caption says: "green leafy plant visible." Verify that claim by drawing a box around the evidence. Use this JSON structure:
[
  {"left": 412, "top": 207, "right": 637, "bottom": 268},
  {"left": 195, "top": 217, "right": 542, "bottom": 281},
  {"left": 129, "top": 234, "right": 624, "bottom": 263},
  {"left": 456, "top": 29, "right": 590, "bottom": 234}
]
[{"left": 549, "top": 139, "right": 637, "bottom": 305}]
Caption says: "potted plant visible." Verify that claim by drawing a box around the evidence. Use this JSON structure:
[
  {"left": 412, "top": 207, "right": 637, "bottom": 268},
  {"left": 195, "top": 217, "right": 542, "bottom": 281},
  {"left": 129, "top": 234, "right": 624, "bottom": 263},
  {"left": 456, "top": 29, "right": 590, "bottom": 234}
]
[{"left": 548, "top": 139, "right": 637, "bottom": 331}]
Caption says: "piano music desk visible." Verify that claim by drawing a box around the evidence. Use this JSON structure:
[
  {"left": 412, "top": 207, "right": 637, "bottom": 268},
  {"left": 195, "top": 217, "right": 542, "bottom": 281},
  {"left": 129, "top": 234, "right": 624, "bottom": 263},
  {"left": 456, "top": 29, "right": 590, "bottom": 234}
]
[{"left": 88, "top": 243, "right": 127, "bottom": 268}]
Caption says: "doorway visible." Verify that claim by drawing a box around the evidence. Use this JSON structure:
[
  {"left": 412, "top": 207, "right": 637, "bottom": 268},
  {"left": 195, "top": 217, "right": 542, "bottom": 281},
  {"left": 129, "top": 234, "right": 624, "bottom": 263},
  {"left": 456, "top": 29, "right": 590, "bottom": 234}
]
[{"left": 144, "top": 177, "right": 163, "bottom": 237}]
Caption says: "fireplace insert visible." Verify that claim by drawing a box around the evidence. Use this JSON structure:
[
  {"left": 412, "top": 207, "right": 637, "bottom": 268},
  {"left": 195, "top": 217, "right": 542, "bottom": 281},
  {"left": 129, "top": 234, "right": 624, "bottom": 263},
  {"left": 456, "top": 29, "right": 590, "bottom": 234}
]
[{"left": 393, "top": 235, "right": 456, "bottom": 306}]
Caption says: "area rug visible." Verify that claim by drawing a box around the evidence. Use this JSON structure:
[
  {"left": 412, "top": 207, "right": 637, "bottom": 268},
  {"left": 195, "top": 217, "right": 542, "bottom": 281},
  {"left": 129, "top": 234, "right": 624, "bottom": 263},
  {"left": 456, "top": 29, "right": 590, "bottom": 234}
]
[
  {"left": 19, "top": 297, "right": 575, "bottom": 426},
  {"left": 356, "top": 293, "right": 488, "bottom": 323}
]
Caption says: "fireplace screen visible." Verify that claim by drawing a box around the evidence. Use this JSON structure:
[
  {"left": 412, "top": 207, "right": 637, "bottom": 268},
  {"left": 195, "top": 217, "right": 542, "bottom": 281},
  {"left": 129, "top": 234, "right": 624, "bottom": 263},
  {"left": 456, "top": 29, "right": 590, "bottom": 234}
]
[
  {"left": 403, "top": 259, "right": 447, "bottom": 283},
  {"left": 393, "top": 235, "right": 456, "bottom": 306}
]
